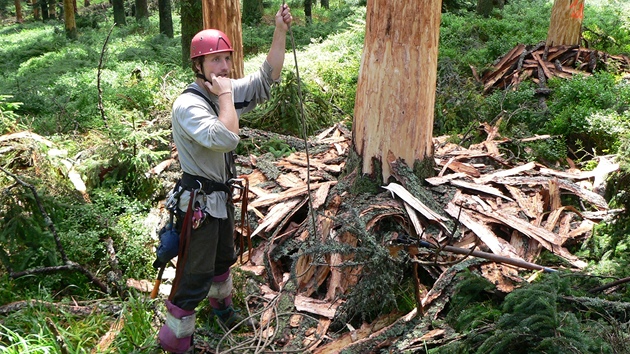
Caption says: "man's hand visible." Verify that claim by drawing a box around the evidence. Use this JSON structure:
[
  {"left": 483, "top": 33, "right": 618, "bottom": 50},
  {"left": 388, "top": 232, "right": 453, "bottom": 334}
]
[
  {"left": 275, "top": 4, "right": 292, "bottom": 32},
  {"left": 203, "top": 73, "right": 232, "bottom": 97}
]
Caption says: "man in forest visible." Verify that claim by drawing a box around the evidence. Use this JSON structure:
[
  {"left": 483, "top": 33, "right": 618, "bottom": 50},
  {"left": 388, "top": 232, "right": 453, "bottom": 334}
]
[{"left": 158, "top": 5, "right": 293, "bottom": 353}]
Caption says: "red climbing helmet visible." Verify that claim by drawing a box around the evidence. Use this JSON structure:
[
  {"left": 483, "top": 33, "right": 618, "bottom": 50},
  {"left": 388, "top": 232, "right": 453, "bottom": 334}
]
[{"left": 190, "top": 29, "right": 234, "bottom": 59}]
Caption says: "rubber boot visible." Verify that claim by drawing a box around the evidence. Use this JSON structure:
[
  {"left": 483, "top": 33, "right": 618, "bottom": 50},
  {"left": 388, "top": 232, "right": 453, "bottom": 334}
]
[{"left": 158, "top": 300, "right": 195, "bottom": 353}]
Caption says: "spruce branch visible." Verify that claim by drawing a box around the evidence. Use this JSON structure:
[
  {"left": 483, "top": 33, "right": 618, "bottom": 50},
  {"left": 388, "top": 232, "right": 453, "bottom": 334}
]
[{"left": 0, "top": 166, "right": 110, "bottom": 294}]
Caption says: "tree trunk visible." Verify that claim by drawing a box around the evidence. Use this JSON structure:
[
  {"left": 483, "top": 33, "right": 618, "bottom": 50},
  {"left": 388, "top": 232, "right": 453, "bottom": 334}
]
[
  {"left": 180, "top": 0, "right": 203, "bottom": 68},
  {"left": 63, "top": 0, "right": 77, "bottom": 39},
  {"left": 546, "top": 0, "right": 584, "bottom": 47},
  {"left": 15, "top": 0, "right": 23, "bottom": 23},
  {"left": 476, "top": 0, "right": 494, "bottom": 17},
  {"left": 84, "top": 0, "right": 89, "bottom": 8},
  {"left": 242, "top": 0, "right": 263, "bottom": 26},
  {"left": 352, "top": 0, "right": 441, "bottom": 182},
  {"left": 41, "top": 0, "right": 49, "bottom": 21},
  {"left": 202, "top": 0, "right": 244, "bottom": 78},
  {"left": 158, "top": 0, "right": 173, "bottom": 37},
  {"left": 112, "top": 0, "right": 126, "bottom": 26},
  {"left": 135, "top": 0, "right": 149, "bottom": 21},
  {"left": 49, "top": 0, "right": 57, "bottom": 19},
  {"left": 321, "top": 0, "right": 329, "bottom": 9},
  {"left": 33, "top": 0, "right": 41, "bottom": 20},
  {"left": 304, "top": 0, "right": 312, "bottom": 24}
]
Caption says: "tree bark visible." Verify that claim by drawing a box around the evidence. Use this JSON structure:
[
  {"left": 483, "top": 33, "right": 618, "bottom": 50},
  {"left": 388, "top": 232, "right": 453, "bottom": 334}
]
[
  {"left": 32, "top": 0, "right": 40, "bottom": 20},
  {"left": 15, "top": 0, "right": 23, "bottom": 22},
  {"left": 546, "top": 0, "right": 584, "bottom": 47},
  {"left": 352, "top": 0, "right": 441, "bottom": 182},
  {"left": 41, "top": 0, "right": 49, "bottom": 21},
  {"left": 112, "top": 0, "right": 126, "bottom": 26},
  {"left": 202, "top": 0, "right": 244, "bottom": 78},
  {"left": 321, "top": 0, "right": 329, "bottom": 9},
  {"left": 48, "top": 0, "right": 57, "bottom": 19},
  {"left": 180, "top": 0, "right": 203, "bottom": 68},
  {"left": 304, "top": 0, "right": 312, "bottom": 24},
  {"left": 135, "top": 0, "right": 149, "bottom": 21},
  {"left": 158, "top": 0, "right": 173, "bottom": 37},
  {"left": 63, "top": 0, "right": 77, "bottom": 39}
]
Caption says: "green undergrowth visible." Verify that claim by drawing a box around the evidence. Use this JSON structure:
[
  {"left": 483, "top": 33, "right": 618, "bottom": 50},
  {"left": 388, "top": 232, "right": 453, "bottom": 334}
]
[{"left": 436, "top": 272, "right": 630, "bottom": 354}]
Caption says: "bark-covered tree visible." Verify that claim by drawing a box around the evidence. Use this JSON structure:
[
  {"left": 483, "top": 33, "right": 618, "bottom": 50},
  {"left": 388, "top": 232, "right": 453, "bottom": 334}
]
[
  {"left": 304, "top": 0, "right": 312, "bottom": 24},
  {"left": 48, "top": 0, "right": 56, "bottom": 19},
  {"left": 476, "top": 0, "right": 504, "bottom": 17},
  {"left": 63, "top": 0, "right": 77, "bottom": 39},
  {"left": 353, "top": 0, "right": 441, "bottom": 182},
  {"left": 180, "top": 0, "right": 203, "bottom": 68},
  {"left": 547, "top": 0, "right": 584, "bottom": 46},
  {"left": 32, "top": 0, "right": 41, "bottom": 20},
  {"left": 321, "top": 0, "right": 329, "bottom": 9},
  {"left": 135, "top": 0, "right": 149, "bottom": 21},
  {"left": 158, "top": 0, "right": 173, "bottom": 37},
  {"left": 202, "top": 0, "right": 244, "bottom": 78},
  {"left": 14, "top": 0, "right": 23, "bottom": 22},
  {"left": 242, "top": 0, "right": 263, "bottom": 26},
  {"left": 41, "top": 0, "right": 49, "bottom": 20},
  {"left": 112, "top": 0, "right": 126, "bottom": 26}
]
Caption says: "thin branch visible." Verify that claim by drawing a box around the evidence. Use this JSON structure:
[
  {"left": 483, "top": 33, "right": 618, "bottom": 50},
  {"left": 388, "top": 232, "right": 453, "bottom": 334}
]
[{"left": 97, "top": 23, "right": 114, "bottom": 131}]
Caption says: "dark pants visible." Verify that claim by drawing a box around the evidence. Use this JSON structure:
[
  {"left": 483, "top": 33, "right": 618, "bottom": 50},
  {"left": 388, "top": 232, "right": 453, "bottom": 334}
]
[{"left": 171, "top": 203, "right": 236, "bottom": 311}]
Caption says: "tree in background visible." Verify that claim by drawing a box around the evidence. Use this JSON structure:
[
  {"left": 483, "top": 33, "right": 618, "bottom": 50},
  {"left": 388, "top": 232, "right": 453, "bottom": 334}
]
[
  {"left": 135, "top": 0, "right": 149, "bottom": 22},
  {"left": 305, "top": 0, "right": 312, "bottom": 24},
  {"left": 547, "top": 0, "right": 584, "bottom": 46},
  {"left": 180, "top": 0, "right": 203, "bottom": 68},
  {"left": 353, "top": 0, "right": 441, "bottom": 182},
  {"left": 242, "top": 0, "right": 263, "bottom": 25},
  {"left": 202, "top": 0, "right": 244, "bottom": 78},
  {"left": 14, "top": 0, "right": 23, "bottom": 22},
  {"left": 112, "top": 0, "right": 126, "bottom": 25},
  {"left": 32, "top": 0, "right": 40, "bottom": 20},
  {"left": 476, "top": 0, "right": 504, "bottom": 18},
  {"left": 63, "top": 0, "right": 76, "bottom": 39},
  {"left": 158, "top": 0, "right": 173, "bottom": 37}
]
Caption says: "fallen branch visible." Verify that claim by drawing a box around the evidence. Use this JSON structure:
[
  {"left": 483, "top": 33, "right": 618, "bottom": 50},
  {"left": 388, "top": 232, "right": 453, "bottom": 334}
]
[
  {"left": 0, "top": 166, "right": 109, "bottom": 294},
  {"left": 588, "top": 276, "right": 630, "bottom": 294}
]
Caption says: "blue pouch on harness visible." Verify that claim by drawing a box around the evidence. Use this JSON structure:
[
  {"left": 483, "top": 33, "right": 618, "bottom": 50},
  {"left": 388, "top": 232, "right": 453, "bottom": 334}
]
[{"left": 153, "top": 223, "right": 179, "bottom": 269}]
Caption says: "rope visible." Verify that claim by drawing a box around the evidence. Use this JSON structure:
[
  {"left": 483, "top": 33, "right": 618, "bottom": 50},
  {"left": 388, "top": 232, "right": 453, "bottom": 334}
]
[{"left": 283, "top": 2, "right": 318, "bottom": 239}]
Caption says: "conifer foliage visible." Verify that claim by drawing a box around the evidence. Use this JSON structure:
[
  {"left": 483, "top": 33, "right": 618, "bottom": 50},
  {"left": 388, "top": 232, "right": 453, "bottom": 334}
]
[{"left": 441, "top": 274, "right": 628, "bottom": 354}]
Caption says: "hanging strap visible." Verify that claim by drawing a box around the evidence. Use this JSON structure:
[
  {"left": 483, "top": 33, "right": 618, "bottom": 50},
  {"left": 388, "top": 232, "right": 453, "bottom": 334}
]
[
  {"left": 182, "top": 87, "right": 237, "bottom": 180},
  {"left": 168, "top": 189, "right": 196, "bottom": 302}
]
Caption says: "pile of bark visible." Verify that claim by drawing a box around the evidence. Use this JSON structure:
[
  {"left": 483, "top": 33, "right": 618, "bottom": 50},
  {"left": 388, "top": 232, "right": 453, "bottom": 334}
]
[
  {"left": 479, "top": 42, "right": 630, "bottom": 93},
  {"left": 165, "top": 120, "right": 621, "bottom": 352}
]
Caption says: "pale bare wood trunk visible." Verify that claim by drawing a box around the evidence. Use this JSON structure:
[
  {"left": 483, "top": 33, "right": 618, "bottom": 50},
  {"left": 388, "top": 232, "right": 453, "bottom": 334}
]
[
  {"left": 546, "top": 0, "right": 584, "bottom": 46},
  {"left": 202, "top": 0, "right": 244, "bottom": 79},
  {"left": 353, "top": 0, "right": 441, "bottom": 181}
]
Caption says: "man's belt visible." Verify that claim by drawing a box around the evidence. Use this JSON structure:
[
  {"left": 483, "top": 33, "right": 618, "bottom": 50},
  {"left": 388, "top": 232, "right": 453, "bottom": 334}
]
[{"left": 181, "top": 172, "right": 231, "bottom": 194}]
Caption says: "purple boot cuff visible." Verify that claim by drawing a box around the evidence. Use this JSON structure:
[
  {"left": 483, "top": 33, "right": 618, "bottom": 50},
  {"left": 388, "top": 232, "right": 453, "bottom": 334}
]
[{"left": 158, "top": 300, "right": 195, "bottom": 353}]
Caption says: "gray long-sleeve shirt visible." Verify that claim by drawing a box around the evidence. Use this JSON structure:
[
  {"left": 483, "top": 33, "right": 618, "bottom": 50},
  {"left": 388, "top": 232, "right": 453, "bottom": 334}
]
[{"left": 172, "top": 60, "right": 278, "bottom": 218}]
